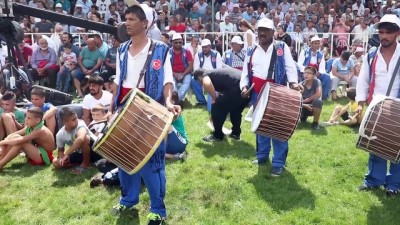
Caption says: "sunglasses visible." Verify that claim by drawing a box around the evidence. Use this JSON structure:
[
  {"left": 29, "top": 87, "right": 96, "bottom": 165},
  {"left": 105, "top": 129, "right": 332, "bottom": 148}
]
[{"left": 174, "top": 41, "right": 183, "bottom": 44}]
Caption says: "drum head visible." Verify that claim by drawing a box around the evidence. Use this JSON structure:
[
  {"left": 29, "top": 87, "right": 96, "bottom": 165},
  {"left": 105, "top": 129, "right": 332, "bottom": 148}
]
[{"left": 251, "top": 83, "right": 270, "bottom": 132}]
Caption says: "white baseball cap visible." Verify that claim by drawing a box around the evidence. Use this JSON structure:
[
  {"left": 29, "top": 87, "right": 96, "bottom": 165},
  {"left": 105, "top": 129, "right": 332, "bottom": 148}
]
[
  {"left": 75, "top": 4, "right": 82, "bottom": 8},
  {"left": 355, "top": 47, "right": 364, "bottom": 53},
  {"left": 233, "top": 3, "right": 239, "bottom": 8},
  {"left": 257, "top": 18, "right": 275, "bottom": 30},
  {"left": 56, "top": 3, "right": 62, "bottom": 8},
  {"left": 310, "top": 36, "right": 321, "bottom": 43},
  {"left": 201, "top": 39, "right": 212, "bottom": 47},
  {"left": 374, "top": 14, "right": 400, "bottom": 30},
  {"left": 231, "top": 36, "right": 244, "bottom": 45},
  {"left": 172, "top": 33, "right": 182, "bottom": 41}
]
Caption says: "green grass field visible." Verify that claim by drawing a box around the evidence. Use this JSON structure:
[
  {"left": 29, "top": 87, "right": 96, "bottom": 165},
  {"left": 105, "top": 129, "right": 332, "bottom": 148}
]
[{"left": 0, "top": 97, "right": 399, "bottom": 225}]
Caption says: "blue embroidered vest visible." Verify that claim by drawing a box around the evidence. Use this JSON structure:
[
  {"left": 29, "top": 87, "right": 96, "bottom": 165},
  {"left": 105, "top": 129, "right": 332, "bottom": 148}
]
[
  {"left": 199, "top": 50, "right": 217, "bottom": 69},
  {"left": 303, "top": 49, "right": 323, "bottom": 68},
  {"left": 114, "top": 39, "right": 169, "bottom": 109},
  {"left": 247, "top": 41, "right": 287, "bottom": 86},
  {"left": 169, "top": 47, "right": 189, "bottom": 69}
]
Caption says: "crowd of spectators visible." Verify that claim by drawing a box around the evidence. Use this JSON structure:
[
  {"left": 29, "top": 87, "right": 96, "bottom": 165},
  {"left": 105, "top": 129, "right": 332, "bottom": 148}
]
[{"left": 0, "top": 0, "right": 398, "bottom": 97}]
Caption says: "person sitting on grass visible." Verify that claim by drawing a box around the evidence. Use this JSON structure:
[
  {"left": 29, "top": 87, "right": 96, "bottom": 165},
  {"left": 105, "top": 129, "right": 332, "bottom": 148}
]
[
  {"left": 30, "top": 87, "right": 57, "bottom": 135},
  {"left": 0, "top": 92, "right": 26, "bottom": 140},
  {"left": 52, "top": 107, "right": 102, "bottom": 174},
  {"left": 299, "top": 66, "right": 323, "bottom": 130},
  {"left": 0, "top": 107, "right": 55, "bottom": 170},
  {"left": 88, "top": 104, "right": 108, "bottom": 137},
  {"left": 165, "top": 92, "right": 188, "bottom": 162},
  {"left": 321, "top": 88, "right": 363, "bottom": 127}
]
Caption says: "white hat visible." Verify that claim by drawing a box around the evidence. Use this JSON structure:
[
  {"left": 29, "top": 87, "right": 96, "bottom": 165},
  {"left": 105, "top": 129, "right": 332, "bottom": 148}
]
[
  {"left": 231, "top": 36, "right": 244, "bottom": 45},
  {"left": 352, "top": 5, "right": 358, "bottom": 11},
  {"left": 355, "top": 47, "right": 364, "bottom": 53},
  {"left": 233, "top": 3, "right": 239, "bottom": 8},
  {"left": 172, "top": 33, "right": 182, "bottom": 41},
  {"left": 310, "top": 36, "right": 321, "bottom": 43},
  {"left": 374, "top": 14, "right": 400, "bottom": 30},
  {"left": 257, "top": 18, "right": 275, "bottom": 30},
  {"left": 56, "top": 3, "right": 62, "bottom": 8},
  {"left": 167, "top": 30, "right": 176, "bottom": 36},
  {"left": 221, "top": 2, "right": 226, "bottom": 7},
  {"left": 75, "top": 4, "right": 82, "bottom": 8},
  {"left": 140, "top": 4, "right": 156, "bottom": 29},
  {"left": 201, "top": 39, "right": 211, "bottom": 47}
]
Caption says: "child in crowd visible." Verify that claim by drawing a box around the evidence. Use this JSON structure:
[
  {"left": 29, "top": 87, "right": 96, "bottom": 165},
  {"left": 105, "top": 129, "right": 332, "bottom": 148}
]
[
  {"left": 0, "top": 92, "right": 25, "bottom": 140},
  {"left": 165, "top": 92, "right": 188, "bottom": 162},
  {"left": 56, "top": 43, "right": 77, "bottom": 93},
  {"left": 30, "top": 87, "right": 57, "bottom": 135},
  {"left": 88, "top": 104, "right": 107, "bottom": 137},
  {"left": 300, "top": 66, "right": 323, "bottom": 130},
  {"left": 52, "top": 107, "right": 102, "bottom": 174},
  {"left": 321, "top": 88, "right": 362, "bottom": 127},
  {"left": 0, "top": 107, "right": 55, "bottom": 169}
]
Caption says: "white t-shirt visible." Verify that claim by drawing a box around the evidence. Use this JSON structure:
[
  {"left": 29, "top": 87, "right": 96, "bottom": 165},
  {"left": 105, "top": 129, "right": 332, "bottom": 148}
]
[
  {"left": 88, "top": 120, "right": 107, "bottom": 135},
  {"left": 82, "top": 90, "right": 113, "bottom": 111}
]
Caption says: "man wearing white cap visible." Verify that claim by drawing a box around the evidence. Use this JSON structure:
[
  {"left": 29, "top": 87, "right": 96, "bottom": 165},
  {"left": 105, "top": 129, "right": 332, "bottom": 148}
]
[
  {"left": 240, "top": 18, "right": 300, "bottom": 177},
  {"left": 191, "top": 38, "right": 223, "bottom": 107},
  {"left": 223, "top": 36, "right": 245, "bottom": 70},
  {"left": 111, "top": 3, "right": 180, "bottom": 224},
  {"left": 76, "top": 0, "right": 93, "bottom": 15},
  {"left": 297, "top": 36, "right": 331, "bottom": 100},
  {"left": 169, "top": 33, "right": 194, "bottom": 101},
  {"left": 356, "top": 14, "right": 400, "bottom": 197},
  {"left": 350, "top": 46, "right": 364, "bottom": 62}
]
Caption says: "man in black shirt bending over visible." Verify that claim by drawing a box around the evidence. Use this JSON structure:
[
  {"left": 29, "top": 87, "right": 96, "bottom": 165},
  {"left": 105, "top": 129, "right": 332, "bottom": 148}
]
[{"left": 194, "top": 68, "right": 250, "bottom": 142}]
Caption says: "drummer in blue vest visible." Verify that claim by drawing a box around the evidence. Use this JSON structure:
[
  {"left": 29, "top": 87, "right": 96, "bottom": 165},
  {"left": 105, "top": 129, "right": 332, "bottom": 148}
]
[
  {"left": 169, "top": 33, "right": 194, "bottom": 102},
  {"left": 240, "top": 18, "right": 300, "bottom": 177},
  {"left": 297, "top": 36, "right": 331, "bottom": 100},
  {"left": 191, "top": 38, "right": 223, "bottom": 110},
  {"left": 355, "top": 14, "right": 400, "bottom": 197},
  {"left": 110, "top": 2, "right": 180, "bottom": 224},
  {"left": 223, "top": 36, "right": 246, "bottom": 71}
]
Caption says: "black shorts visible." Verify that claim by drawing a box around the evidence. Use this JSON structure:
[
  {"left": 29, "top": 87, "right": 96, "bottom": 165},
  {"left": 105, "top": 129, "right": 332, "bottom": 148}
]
[{"left": 69, "top": 149, "right": 103, "bottom": 164}]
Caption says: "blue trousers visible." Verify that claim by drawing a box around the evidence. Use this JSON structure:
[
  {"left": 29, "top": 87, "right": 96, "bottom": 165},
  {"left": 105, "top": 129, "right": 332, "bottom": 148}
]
[
  {"left": 364, "top": 154, "right": 400, "bottom": 191},
  {"left": 190, "top": 77, "right": 207, "bottom": 104},
  {"left": 118, "top": 141, "right": 167, "bottom": 217},
  {"left": 174, "top": 74, "right": 192, "bottom": 101},
  {"left": 251, "top": 92, "right": 289, "bottom": 168},
  {"left": 56, "top": 66, "right": 72, "bottom": 93},
  {"left": 318, "top": 73, "right": 331, "bottom": 100}
]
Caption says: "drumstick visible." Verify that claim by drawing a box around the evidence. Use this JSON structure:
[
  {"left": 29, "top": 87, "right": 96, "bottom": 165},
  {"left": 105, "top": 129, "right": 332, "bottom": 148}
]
[{"left": 244, "top": 83, "right": 255, "bottom": 96}]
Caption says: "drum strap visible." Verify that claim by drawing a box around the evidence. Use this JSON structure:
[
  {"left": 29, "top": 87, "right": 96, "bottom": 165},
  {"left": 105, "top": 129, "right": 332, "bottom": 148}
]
[
  {"left": 137, "top": 40, "right": 156, "bottom": 89},
  {"left": 267, "top": 46, "right": 277, "bottom": 80},
  {"left": 386, "top": 56, "right": 400, "bottom": 96}
]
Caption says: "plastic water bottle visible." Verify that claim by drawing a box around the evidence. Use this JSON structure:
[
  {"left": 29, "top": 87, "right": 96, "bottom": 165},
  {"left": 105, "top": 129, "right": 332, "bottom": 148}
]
[{"left": 10, "top": 76, "right": 16, "bottom": 89}]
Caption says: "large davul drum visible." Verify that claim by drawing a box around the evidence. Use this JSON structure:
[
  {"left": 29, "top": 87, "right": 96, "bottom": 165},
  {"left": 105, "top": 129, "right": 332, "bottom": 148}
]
[
  {"left": 357, "top": 96, "right": 400, "bottom": 163},
  {"left": 94, "top": 89, "right": 174, "bottom": 174},
  {"left": 251, "top": 83, "right": 303, "bottom": 141}
]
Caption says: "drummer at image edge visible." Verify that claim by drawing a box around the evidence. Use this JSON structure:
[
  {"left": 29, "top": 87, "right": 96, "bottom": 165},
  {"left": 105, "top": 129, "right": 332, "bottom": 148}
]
[
  {"left": 355, "top": 14, "right": 400, "bottom": 197},
  {"left": 110, "top": 2, "right": 180, "bottom": 225},
  {"left": 239, "top": 17, "right": 301, "bottom": 177}
]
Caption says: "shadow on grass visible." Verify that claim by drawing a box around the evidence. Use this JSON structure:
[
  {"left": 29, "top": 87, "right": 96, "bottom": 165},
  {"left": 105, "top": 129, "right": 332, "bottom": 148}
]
[
  {"left": 195, "top": 139, "right": 255, "bottom": 159},
  {"left": 296, "top": 122, "right": 328, "bottom": 136},
  {"left": 116, "top": 209, "right": 140, "bottom": 225},
  {"left": 51, "top": 167, "right": 98, "bottom": 187},
  {"left": 248, "top": 166, "right": 316, "bottom": 212},
  {"left": 1, "top": 162, "right": 46, "bottom": 177},
  {"left": 367, "top": 191, "right": 400, "bottom": 225}
]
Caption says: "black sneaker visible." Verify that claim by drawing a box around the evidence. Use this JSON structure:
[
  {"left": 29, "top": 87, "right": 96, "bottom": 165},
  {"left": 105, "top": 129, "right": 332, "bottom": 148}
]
[
  {"left": 228, "top": 133, "right": 241, "bottom": 141},
  {"left": 147, "top": 213, "right": 164, "bottom": 225},
  {"left": 312, "top": 122, "right": 320, "bottom": 130},
  {"left": 271, "top": 167, "right": 284, "bottom": 177},
  {"left": 357, "top": 184, "right": 376, "bottom": 191},
  {"left": 386, "top": 189, "right": 399, "bottom": 197},
  {"left": 203, "top": 135, "right": 223, "bottom": 142}
]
